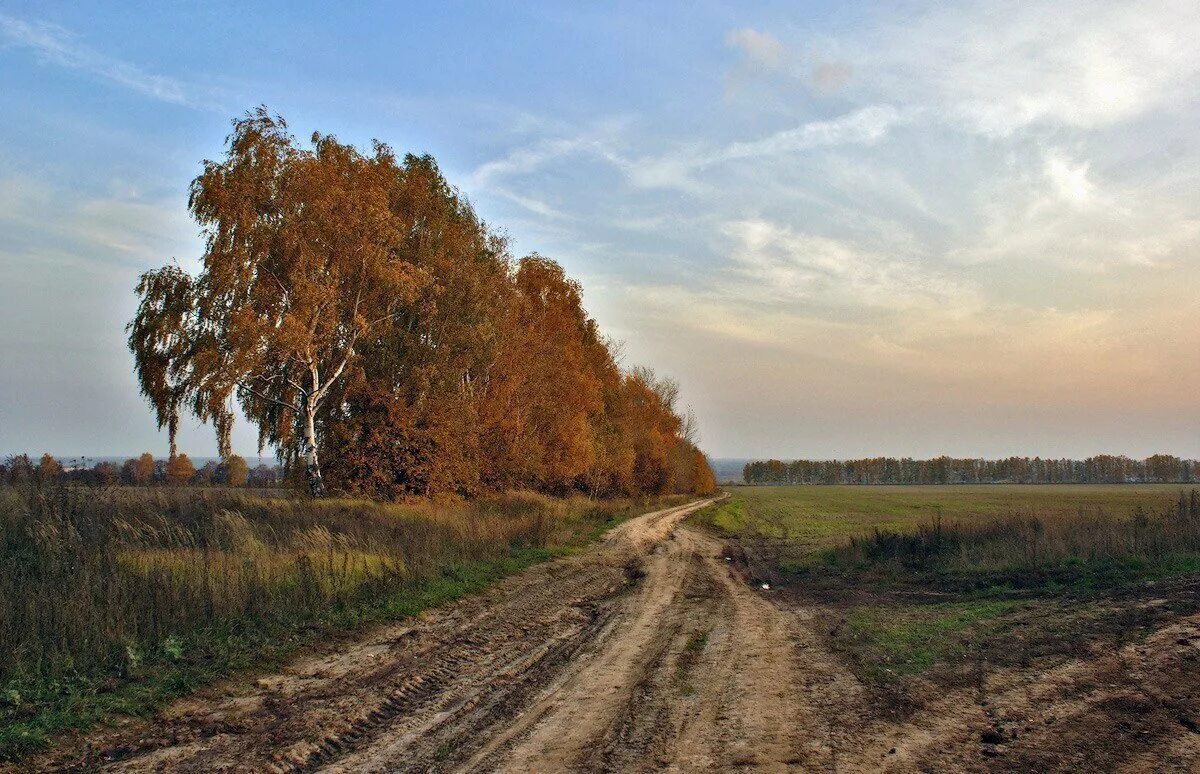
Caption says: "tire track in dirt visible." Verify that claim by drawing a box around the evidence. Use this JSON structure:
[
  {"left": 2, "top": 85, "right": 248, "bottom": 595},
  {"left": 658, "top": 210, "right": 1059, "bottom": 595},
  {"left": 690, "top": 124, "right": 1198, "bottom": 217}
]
[{"left": 444, "top": 519, "right": 812, "bottom": 772}]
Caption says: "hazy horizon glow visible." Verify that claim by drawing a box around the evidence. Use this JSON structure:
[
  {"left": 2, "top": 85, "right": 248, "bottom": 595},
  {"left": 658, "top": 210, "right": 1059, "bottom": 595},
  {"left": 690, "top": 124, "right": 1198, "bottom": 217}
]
[{"left": 1, "top": 1, "right": 1198, "bottom": 460}]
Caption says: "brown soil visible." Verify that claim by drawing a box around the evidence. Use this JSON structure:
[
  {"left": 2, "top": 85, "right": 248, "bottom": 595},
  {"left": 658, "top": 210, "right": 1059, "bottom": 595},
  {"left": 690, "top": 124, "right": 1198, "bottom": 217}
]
[{"left": 26, "top": 497, "right": 1200, "bottom": 772}]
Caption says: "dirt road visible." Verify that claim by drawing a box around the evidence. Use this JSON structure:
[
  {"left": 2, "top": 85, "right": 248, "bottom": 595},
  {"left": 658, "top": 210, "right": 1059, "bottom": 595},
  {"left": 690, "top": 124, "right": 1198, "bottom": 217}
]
[{"left": 39, "top": 497, "right": 1200, "bottom": 772}]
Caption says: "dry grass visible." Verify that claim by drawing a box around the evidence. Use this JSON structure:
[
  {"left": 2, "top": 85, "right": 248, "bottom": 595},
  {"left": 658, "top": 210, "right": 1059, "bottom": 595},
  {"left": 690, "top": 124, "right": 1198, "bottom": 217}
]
[
  {"left": 0, "top": 481, "right": 672, "bottom": 760},
  {"left": 826, "top": 492, "right": 1200, "bottom": 587},
  {"left": 0, "top": 482, "right": 654, "bottom": 700}
]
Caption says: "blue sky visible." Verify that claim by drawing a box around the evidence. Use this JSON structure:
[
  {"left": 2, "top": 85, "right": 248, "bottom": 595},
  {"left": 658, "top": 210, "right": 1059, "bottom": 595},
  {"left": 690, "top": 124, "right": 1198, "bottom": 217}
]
[{"left": 2, "top": 1, "right": 1199, "bottom": 459}]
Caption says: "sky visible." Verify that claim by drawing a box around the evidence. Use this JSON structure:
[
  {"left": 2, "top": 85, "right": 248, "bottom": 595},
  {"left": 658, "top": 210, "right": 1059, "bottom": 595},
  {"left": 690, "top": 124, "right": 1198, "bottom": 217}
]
[{"left": 1, "top": 0, "right": 1198, "bottom": 460}]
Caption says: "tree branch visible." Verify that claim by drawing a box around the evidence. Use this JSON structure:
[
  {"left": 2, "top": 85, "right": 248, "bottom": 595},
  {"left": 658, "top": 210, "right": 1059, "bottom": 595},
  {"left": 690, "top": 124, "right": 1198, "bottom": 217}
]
[{"left": 236, "top": 381, "right": 300, "bottom": 413}]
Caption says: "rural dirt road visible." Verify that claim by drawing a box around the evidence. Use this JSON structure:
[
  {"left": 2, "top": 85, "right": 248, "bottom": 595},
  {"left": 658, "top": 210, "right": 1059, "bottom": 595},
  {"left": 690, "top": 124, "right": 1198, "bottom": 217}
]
[{"left": 37, "top": 497, "right": 1200, "bottom": 772}]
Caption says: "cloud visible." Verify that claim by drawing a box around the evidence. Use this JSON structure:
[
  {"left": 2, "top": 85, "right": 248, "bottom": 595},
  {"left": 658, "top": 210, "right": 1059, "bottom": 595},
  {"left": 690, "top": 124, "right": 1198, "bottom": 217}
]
[
  {"left": 724, "top": 27, "right": 856, "bottom": 97},
  {"left": 0, "top": 175, "right": 196, "bottom": 269},
  {"left": 457, "top": 3, "right": 1200, "bottom": 453},
  {"left": 469, "top": 104, "right": 909, "bottom": 201},
  {"left": 471, "top": 136, "right": 591, "bottom": 186},
  {"left": 624, "top": 105, "right": 909, "bottom": 192},
  {"left": 0, "top": 13, "right": 207, "bottom": 108},
  {"left": 488, "top": 186, "right": 568, "bottom": 219},
  {"left": 723, "top": 105, "right": 904, "bottom": 162},
  {"left": 1043, "top": 150, "right": 1096, "bottom": 209},
  {"left": 720, "top": 218, "right": 976, "bottom": 315},
  {"left": 861, "top": 0, "right": 1200, "bottom": 135}
]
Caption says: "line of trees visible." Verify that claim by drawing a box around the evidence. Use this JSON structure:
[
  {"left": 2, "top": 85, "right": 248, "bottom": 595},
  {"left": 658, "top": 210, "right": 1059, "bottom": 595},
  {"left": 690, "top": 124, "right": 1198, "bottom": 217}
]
[
  {"left": 0, "top": 453, "right": 280, "bottom": 487},
  {"left": 127, "top": 109, "right": 715, "bottom": 500},
  {"left": 743, "top": 455, "right": 1200, "bottom": 486}
]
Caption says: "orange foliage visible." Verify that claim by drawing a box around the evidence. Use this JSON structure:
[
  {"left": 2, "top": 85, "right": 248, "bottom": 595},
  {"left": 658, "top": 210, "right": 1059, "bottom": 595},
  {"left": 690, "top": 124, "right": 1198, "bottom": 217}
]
[
  {"left": 165, "top": 454, "right": 196, "bottom": 485},
  {"left": 131, "top": 109, "right": 716, "bottom": 501}
]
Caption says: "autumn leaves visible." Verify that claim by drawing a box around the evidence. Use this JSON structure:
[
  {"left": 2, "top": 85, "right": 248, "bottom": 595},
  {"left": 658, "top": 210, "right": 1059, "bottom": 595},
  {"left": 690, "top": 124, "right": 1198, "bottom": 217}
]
[{"left": 130, "top": 109, "right": 715, "bottom": 499}]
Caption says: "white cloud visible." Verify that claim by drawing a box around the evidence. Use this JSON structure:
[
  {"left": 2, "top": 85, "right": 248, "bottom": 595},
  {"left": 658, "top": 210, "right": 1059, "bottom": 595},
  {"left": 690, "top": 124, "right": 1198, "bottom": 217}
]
[
  {"left": 624, "top": 105, "right": 909, "bottom": 192},
  {"left": 470, "top": 105, "right": 909, "bottom": 199},
  {"left": 862, "top": 0, "right": 1200, "bottom": 135},
  {"left": 0, "top": 175, "right": 196, "bottom": 269},
  {"left": 0, "top": 13, "right": 209, "bottom": 108},
  {"left": 721, "top": 105, "right": 904, "bottom": 162},
  {"left": 720, "top": 218, "right": 977, "bottom": 315},
  {"left": 471, "top": 136, "right": 591, "bottom": 186},
  {"left": 458, "top": 3, "right": 1200, "bottom": 453},
  {"left": 811, "top": 60, "right": 853, "bottom": 94},
  {"left": 1043, "top": 150, "right": 1096, "bottom": 209}
]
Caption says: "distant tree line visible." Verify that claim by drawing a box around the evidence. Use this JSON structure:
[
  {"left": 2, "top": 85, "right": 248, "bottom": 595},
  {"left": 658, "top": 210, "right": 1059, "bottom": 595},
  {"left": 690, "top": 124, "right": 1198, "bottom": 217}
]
[
  {"left": 1, "top": 453, "right": 280, "bottom": 488},
  {"left": 126, "top": 109, "right": 715, "bottom": 500},
  {"left": 743, "top": 455, "right": 1200, "bottom": 485}
]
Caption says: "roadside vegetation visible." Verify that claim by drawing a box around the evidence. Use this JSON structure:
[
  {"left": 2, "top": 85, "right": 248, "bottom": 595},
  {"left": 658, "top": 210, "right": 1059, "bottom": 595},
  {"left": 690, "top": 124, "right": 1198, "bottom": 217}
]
[
  {"left": 695, "top": 484, "right": 1200, "bottom": 703},
  {"left": 0, "top": 479, "right": 680, "bottom": 761}
]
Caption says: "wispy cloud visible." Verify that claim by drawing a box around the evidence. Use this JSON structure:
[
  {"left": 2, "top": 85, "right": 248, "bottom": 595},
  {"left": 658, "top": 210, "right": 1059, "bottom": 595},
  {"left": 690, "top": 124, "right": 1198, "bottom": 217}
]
[
  {"left": 720, "top": 218, "right": 975, "bottom": 314},
  {"left": 859, "top": 0, "right": 1200, "bottom": 136},
  {"left": 0, "top": 13, "right": 209, "bottom": 108},
  {"left": 472, "top": 103, "right": 910, "bottom": 199},
  {"left": 620, "top": 105, "right": 910, "bottom": 192},
  {"left": 0, "top": 175, "right": 196, "bottom": 269},
  {"left": 471, "top": 136, "right": 591, "bottom": 186}
]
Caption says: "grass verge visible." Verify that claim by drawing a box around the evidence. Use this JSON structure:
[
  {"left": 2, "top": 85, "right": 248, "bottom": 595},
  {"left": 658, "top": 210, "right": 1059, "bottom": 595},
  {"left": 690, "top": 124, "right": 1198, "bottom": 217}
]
[{"left": 0, "top": 484, "right": 677, "bottom": 762}]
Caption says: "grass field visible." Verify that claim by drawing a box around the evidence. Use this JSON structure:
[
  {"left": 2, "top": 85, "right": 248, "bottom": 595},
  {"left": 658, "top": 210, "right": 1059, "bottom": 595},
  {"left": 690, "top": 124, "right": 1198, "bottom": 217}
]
[
  {"left": 0, "top": 483, "right": 679, "bottom": 761},
  {"left": 706, "top": 484, "right": 1194, "bottom": 547},
  {"left": 695, "top": 484, "right": 1200, "bottom": 694}
]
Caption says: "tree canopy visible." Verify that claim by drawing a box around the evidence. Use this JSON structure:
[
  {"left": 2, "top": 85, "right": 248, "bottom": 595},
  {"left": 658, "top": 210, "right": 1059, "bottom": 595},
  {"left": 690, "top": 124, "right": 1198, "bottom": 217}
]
[{"left": 130, "top": 108, "right": 715, "bottom": 500}]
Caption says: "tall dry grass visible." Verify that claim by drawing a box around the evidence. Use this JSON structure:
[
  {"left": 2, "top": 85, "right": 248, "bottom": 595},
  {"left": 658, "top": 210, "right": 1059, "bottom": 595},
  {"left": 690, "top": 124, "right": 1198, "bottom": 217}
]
[
  {"left": 0, "top": 481, "right": 635, "bottom": 686},
  {"left": 826, "top": 489, "right": 1200, "bottom": 585}
]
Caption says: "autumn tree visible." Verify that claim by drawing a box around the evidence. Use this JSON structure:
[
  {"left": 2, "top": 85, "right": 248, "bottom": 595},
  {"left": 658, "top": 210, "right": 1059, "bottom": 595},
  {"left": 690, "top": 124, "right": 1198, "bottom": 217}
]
[
  {"left": 38, "top": 453, "right": 63, "bottom": 479},
  {"left": 92, "top": 461, "right": 120, "bottom": 486},
  {"left": 166, "top": 454, "right": 195, "bottom": 485},
  {"left": 123, "top": 452, "right": 156, "bottom": 485},
  {"left": 6, "top": 454, "right": 34, "bottom": 484},
  {"left": 222, "top": 455, "right": 249, "bottom": 487},
  {"left": 194, "top": 461, "right": 218, "bottom": 485},
  {"left": 129, "top": 109, "right": 429, "bottom": 495},
  {"left": 476, "top": 255, "right": 606, "bottom": 493},
  {"left": 249, "top": 464, "right": 279, "bottom": 487},
  {"left": 320, "top": 154, "right": 508, "bottom": 498},
  {"left": 127, "top": 109, "right": 717, "bottom": 502}
]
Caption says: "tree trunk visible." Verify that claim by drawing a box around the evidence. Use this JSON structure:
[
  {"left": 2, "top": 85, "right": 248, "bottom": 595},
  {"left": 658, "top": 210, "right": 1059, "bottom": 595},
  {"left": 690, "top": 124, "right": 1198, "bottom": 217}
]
[{"left": 302, "top": 401, "right": 326, "bottom": 497}]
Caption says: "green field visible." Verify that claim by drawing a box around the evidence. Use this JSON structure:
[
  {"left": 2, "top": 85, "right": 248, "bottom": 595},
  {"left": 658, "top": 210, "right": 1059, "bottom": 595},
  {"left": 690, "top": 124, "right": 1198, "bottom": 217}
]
[
  {"left": 704, "top": 484, "right": 1192, "bottom": 551},
  {"left": 695, "top": 484, "right": 1200, "bottom": 689}
]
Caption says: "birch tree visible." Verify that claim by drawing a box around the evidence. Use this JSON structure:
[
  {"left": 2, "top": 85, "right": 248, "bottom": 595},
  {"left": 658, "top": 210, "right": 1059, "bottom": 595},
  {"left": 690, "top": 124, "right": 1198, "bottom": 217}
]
[{"left": 129, "top": 109, "right": 427, "bottom": 495}]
